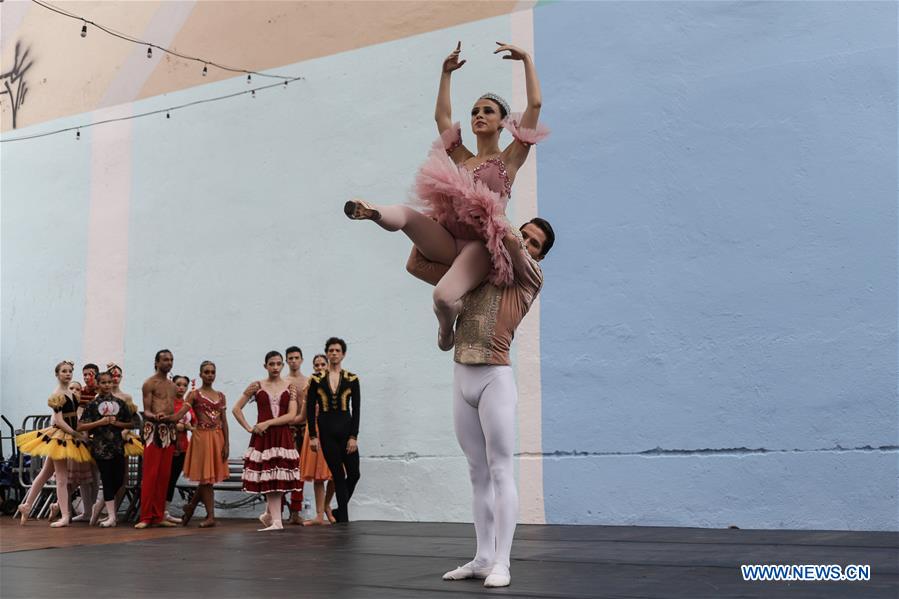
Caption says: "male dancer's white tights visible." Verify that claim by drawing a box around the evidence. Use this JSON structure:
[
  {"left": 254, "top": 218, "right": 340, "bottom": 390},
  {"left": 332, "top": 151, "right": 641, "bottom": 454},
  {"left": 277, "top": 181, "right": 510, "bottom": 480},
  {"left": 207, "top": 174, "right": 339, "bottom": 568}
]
[{"left": 453, "top": 363, "right": 518, "bottom": 570}]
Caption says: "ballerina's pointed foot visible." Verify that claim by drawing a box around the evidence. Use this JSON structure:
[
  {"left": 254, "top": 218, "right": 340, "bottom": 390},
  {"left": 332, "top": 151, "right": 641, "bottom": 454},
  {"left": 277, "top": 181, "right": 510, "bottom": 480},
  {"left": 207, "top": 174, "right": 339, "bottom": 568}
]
[
  {"left": 437, "top": 326, "right": 455, "bottom": 351},
  {"left": 181, "top": 503, "right": 196, "bottom": 527},
  {"left": 343, "top": 199, "right": 381, "bottom": 222},
  {"left": 15, "top": 504, "right": 31, "bottom": 526},
  {"left": 89, "top": 502, "right": 104, "bottom": 526},
  {"left": 49, "top": 517, "right": 70, "bottom": 528},
  {"left": 99, "top": 518, "right": 117, "bottom": 528},
  {"left": 48, "top": 502, "right": 60, "bottom": 522}
]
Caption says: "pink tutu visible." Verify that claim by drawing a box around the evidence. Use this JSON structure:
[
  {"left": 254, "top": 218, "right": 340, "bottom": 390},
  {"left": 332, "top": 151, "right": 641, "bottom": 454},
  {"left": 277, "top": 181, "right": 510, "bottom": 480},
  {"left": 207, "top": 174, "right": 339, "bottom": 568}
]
[{"left": 412, "top": 114, "right": 549, "bottom": 287}]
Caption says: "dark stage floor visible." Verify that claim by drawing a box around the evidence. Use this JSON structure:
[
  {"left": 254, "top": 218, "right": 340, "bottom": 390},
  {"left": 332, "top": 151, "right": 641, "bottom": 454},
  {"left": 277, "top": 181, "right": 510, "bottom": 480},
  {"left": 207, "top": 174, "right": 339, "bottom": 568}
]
[{"left": 1, "top": 518, "right": 897, "bottom": 598}]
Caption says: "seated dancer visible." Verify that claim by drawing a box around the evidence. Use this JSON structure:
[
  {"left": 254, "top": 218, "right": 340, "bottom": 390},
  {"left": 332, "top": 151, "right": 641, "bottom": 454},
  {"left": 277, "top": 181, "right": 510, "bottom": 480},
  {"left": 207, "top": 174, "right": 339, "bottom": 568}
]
[
  {"left": 305, "top": 338, "right": 361, "bottom": 524},
  {"left": 301, "top": 354, "right": 336, "bottom": 526},
  {"left": 179, "top": 361, "right": 230, "bottom": 527},
  {"left": 164, "top": 375, "right": 195, "bottom": 523},
  {"left": 79, "top": 370, "right": 134, "bottom": 528},
  {"left": 233, "top": 351, "right": 302, "bottom": 531},
  {"left": 345, "top": 41, "right": 547, "bottom": 350},
  {"left": 407, "top": 217, "right": 554, "bottom": 588},
  {"left": 15, "top": 361, "right": 92, "bottom": 526},
  {"left": 135, "top": 350, "right": 180, "bottom": 529}
]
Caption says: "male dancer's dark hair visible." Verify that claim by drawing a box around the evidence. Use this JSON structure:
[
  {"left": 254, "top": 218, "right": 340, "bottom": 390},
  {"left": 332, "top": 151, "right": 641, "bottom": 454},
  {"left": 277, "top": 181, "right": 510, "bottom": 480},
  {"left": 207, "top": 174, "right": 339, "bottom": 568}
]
[
  {"left": 325, "top": 337, "right": 347, "bottom": 353},
  {"left": 285, "top": 346, "right": 303, "bottom": 358},
  {"left": 521, "top": 217, "right": 555, "bottom": 258}
]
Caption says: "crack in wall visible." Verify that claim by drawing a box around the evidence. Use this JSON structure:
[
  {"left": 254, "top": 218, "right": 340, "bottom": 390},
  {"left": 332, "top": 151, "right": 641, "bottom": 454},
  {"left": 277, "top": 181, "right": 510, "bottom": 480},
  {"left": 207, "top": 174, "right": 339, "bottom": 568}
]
[{"left": 362, "top": 445, "right": 899, "bottom": 461}]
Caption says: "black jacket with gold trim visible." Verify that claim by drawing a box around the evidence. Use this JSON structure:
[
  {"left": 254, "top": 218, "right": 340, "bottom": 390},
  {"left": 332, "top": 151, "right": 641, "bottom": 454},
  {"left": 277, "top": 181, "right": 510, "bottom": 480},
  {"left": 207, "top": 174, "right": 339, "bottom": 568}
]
[{"left": 306, "top": 369, "right": 361, "bottom": 439}]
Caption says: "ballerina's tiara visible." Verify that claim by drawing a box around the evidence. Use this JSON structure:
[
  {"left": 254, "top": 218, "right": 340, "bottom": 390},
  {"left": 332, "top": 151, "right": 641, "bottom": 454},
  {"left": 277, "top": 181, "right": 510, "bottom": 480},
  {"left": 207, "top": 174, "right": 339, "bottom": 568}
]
[{"left": 479, "top": 92, "right": 510, "bottom": 117}]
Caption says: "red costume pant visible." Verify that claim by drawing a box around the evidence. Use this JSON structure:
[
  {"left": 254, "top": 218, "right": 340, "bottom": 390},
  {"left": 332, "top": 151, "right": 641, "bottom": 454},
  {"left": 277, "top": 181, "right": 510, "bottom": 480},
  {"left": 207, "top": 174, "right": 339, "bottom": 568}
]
[{"left": 140, "top": 443, "right": 174, "bottom": 524}]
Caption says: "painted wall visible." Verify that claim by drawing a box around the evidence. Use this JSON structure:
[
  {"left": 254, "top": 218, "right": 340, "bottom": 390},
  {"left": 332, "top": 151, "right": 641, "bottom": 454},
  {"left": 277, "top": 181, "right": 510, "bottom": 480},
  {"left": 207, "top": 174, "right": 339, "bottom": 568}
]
[
  {"left": 2, "top": 1, "right": 896, "bottom": 530},
  {"left": 536, "top": 1, "right": 898, "bottom": 530}
]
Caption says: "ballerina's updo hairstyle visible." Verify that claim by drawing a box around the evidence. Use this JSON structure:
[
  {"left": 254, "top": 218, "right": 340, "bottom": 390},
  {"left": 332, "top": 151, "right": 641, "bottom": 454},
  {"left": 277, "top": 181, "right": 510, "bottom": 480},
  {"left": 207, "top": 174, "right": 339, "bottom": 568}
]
[
  {"left": 55, "top": 360, "right": 74, "bottom": 374},
  {"left": 264, "top": 350, "right": 283, "bottom": 364},
  {"left": 199, "top": 360, "right": 216, "bottom": 372}
]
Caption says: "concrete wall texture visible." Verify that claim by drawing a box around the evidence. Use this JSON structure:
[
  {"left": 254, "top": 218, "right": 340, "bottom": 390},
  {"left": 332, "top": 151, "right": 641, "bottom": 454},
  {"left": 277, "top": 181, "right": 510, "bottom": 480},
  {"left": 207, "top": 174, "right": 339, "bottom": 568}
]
[{"left": 2, "top": 1, "right": 896, "bottom": 531}]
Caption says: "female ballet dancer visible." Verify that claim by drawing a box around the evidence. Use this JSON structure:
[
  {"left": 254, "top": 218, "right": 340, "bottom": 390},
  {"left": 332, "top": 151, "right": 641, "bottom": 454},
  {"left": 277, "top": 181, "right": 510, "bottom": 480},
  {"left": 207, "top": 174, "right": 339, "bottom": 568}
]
[
  {"left": 80, "top": 370, "right": 135, "bottom": 528},
  {"left": 300, "top": 354, "right": 336, "bottom": 525},
  {"left": 180, "top": 361, "right": 230, "bottom": 527},
  {"left": 15, "top": 361, "right": 92, "bottom": 526},
  {"left": 232, "top": 351, "right": 301, "bottom": 531},
  {"left": 164, "top": 375, "right": 195, "bottom": 523},
  {"left": 345, "top": 41, "right": 548, "bottom": 350}
]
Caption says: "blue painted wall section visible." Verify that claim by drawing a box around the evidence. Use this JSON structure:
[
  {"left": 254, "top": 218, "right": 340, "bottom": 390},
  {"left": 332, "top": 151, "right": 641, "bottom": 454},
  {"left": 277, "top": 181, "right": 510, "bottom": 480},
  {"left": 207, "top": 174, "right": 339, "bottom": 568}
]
[{"left": 535, "top": 1, "right": 898, "bottom": 529}]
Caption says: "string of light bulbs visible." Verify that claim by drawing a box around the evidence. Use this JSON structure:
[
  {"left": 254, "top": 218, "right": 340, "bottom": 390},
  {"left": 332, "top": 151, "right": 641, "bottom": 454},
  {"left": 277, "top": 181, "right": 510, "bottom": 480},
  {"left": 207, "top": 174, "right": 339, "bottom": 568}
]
[
  {"left": 31, "top": 0, "right": 296, "bottom": 81},
  {"left": 2, "top": 1, "right": 308, "bottom": 142},
  {"left": 0, "top": 76, "right": 303, "bottom": 143}
]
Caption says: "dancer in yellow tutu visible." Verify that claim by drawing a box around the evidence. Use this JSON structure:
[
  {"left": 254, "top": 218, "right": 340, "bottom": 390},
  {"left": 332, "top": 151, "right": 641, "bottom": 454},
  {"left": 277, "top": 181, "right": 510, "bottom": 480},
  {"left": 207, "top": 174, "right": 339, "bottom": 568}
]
[{"left": 15, "top": 361, "right": 92, "bottom": 526}]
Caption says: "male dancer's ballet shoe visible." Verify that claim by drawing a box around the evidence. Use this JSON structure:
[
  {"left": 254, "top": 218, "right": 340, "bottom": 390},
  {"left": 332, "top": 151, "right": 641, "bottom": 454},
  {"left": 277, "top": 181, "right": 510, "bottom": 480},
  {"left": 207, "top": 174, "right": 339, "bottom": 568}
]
[
  {"left": 343, "top": 199, "right": 381, "bottom": 222},
  {"left": 99, "top": 518, "right": 117, "bottom": 528},
  {"left": 133, "top": 521, "right": 150, "bottom": 529},
  {"left": 483, "top": 565, "right": 511, "bottom": 588},
  {"left": 198, "top": 519, "right": 216, "bottom": 528},
  {"left": 443, "top": 561, "right": 492, "bottom": 581},
  {"left": 157, "top": 520, "right": 178, "bottom": 528},
  {"left": 181, "top": 503, "right": 196, "bottom": 526},
  {"left": 15, "top": 504, "right": 31, "bottom": 526}
]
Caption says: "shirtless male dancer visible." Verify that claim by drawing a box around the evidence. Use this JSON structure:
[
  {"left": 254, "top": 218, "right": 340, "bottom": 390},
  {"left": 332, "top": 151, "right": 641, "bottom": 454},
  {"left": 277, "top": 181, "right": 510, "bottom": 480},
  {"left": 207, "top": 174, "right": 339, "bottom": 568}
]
[
  {"left": 135, "top": 349, "right": 180, "bottom": 528},
  {"left": 407, "top": 217, "right": 554, "bottom": 588}
]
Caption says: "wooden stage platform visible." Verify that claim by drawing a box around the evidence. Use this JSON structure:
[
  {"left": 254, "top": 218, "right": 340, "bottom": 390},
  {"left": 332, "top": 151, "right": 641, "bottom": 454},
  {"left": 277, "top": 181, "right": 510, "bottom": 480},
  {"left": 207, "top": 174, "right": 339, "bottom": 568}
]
[{"left": 1, "top": 518, "right": 897, "bottom": 598}]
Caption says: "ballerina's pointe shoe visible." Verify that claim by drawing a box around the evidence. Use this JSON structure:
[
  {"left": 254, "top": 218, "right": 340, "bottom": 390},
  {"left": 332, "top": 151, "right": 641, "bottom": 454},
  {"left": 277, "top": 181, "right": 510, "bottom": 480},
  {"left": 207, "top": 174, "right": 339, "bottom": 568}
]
[
  {"left": 49, "top": 517, "right": 70, "bottom": 528},
  {"left": 343, "top": 199, "right": 381, "bottom": 222},
  {"left": 15, "top": 504, "right": 31, "bottom": 526},
  {"left": 71, "top": 512, "right": 89, "bottom": 522},
  {"left": 198, "top": 519, "right": 216, "bottom": 528},
  {"left": 257, "top": 523, "right": 285, "bottom": 532},
  {"left": 443, "top": 561, "right": 492, "bottom": 581},
  {"left": 258, "top": 512, "right": 273, "bottom": 528},
  {"left": 48, "top": 502, "right": 60, "bottom": 521},
  {"left": 99, "top": 518, "right": 117, "bottom": 528},
  {"left": 437, "top": 326, "right": 455, "bottom": 352},
  {"left": 181, "top": 503, "right": 196, "bottom": 527},
  {"left": 483, "top": 565, "right": 511, "bottom": 588}
]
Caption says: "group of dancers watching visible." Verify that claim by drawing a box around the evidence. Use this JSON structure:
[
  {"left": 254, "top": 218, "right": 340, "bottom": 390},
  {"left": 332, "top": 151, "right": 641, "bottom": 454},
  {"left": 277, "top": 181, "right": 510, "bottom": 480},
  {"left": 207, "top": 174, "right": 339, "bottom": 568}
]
[{"left": 15, "top": 338, "right": 362, "bottom": 531}]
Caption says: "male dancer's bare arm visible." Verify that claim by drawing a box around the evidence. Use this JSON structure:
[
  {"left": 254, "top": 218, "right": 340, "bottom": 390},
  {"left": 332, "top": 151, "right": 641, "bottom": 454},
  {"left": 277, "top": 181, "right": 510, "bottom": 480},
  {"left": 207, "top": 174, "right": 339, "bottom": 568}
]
[{"left": 141, "top": 380, "right": 157, "bottom": 420}]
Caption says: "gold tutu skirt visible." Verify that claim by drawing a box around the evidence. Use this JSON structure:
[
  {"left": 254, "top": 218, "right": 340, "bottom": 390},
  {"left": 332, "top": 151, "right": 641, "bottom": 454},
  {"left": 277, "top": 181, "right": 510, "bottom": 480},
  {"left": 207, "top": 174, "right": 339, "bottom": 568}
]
[
  {"left": 16, "top": 427, "right": 92, "bottom": 462},
  {"left": 123, "top": 431, "right": 144, "bottom": 457}
]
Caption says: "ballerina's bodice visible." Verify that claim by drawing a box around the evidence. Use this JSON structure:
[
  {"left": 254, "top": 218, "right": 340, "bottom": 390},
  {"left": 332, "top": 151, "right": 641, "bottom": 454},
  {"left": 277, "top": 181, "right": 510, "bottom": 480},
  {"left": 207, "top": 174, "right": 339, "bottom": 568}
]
[{"left": 467, "top": 157, "right": 512, "bottom": 199}]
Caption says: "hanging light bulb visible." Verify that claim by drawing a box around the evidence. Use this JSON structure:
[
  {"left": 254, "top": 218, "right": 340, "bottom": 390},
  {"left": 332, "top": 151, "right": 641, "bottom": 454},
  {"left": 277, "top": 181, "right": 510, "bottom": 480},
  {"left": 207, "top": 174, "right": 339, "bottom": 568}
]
[
  {"left": 147, "top": 46, "right": 152, "bottom": 58},
  {"left": 166, "top": 111, "right": 170, "bottom": 119},
  {"left": 283, "top": 80, "right": 288, "bottom": 88},
  {"left": 76, "top": 130, "right": 81, "bottom": 140},
  {"left": 247, "top": 74, "right": 252, "bottom": 84},
  {"left": 202, "top": 64, "right": 208, "bottom": 76},
  {"left": 251, "top": 89, "right": 256, "bottom": 98},
  {"left": 81, "top": 22, "right": 88, "bottom": 38}
]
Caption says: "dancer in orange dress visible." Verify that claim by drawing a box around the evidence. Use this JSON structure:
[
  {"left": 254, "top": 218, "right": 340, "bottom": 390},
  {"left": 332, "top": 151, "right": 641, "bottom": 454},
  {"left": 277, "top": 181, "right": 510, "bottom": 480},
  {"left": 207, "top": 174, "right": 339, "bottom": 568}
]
[
  {"left": 179, "top": 361, "right": 229, "bottom": 527},
  {"left": 301, "top": 354, "right": 336, "bottom": 525}
]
